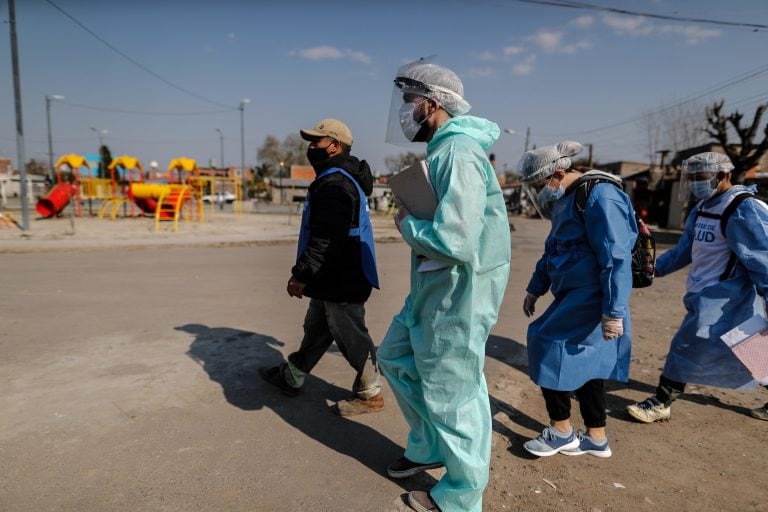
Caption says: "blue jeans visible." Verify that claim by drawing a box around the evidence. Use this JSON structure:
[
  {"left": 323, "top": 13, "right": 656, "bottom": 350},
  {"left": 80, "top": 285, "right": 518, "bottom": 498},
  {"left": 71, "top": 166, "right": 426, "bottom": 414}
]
[{"left": 288, "top": 298, "right": 381, "bottom": 399}]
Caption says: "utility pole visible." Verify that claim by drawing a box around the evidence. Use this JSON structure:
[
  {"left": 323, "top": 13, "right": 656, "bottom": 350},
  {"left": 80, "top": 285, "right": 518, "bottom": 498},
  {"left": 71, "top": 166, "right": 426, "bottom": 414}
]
[
  {"left": 657, "top": 149, "right": 671, "bottom": 177},
  {"left": 524, "top": 126, "right": 530, "bottom": 152},
  {"left": 8, "top": 0, "right": 29, "bottom": 230},
  {"left": 587, "top": 144, "right": 594, "bottom": 167},
  {"left": 215, "top": 128, "right": 224, "bottom": 169},
  {"left": 239, "top": 99, "right": 250, "bottom": 202},
  {"left": 46, "top": 94, "right": 64, "bottom": 183}
]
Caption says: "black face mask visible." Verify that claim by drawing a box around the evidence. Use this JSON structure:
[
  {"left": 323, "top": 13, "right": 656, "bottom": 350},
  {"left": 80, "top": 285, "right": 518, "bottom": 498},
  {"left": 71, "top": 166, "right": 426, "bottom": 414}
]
[
  {"left": 306, "top": 145, "right": 331, "bottom": 167},
  {"left": 411, "top": 123, "right": 431, "bottom": 143}
]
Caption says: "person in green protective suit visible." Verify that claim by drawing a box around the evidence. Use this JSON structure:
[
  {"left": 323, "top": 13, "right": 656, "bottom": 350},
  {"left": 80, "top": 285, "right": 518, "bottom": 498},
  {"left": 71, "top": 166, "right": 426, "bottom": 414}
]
[{"left": 378, "top": 60, "right": 511, "bottom": 512}]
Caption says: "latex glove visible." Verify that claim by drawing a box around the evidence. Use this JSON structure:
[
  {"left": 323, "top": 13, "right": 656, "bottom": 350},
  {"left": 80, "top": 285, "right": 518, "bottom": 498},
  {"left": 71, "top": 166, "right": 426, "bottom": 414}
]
[
  {"left": 523, "top": 293, "right": 538, "bottom": 318},
  {"left": 601, "top": 315, "right": 623, "bottom": 340}
]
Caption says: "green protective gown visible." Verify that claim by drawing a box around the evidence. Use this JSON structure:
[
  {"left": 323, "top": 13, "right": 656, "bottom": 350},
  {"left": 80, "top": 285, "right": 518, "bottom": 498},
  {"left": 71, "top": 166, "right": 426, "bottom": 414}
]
[{"left": 378, "top": 115, "right": 511, "bottom": 512}]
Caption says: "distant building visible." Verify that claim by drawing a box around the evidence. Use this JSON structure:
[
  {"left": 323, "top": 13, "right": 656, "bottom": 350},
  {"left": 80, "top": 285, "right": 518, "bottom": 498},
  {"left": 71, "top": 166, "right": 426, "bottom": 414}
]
[
  {"left": 600, "top": 160, "right": 657, "bottom": 180},
  {"left": 0, "top": 158, "right": 12, "bottom": 175},
  {"left": 290, "top": 165, "right": 314, "bottom": 181},
  {"left": 268, "top": 164, "right": 392, "bottom": 210}
]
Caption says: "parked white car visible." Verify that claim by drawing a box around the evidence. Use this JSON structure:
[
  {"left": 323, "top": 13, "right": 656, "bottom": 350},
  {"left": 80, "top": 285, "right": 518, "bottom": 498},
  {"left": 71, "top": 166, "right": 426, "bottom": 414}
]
[{"left": 202, "top": 192, "right": 236, "bottom": 204}]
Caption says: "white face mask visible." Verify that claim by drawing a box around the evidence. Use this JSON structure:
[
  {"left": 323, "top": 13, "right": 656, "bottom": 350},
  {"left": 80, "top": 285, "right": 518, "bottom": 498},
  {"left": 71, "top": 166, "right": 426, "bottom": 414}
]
[
  {"left": 691, "top": 179, "right": 715, "bottom": 199},
  {"left": 399, "top": 100, "right": 429, "bottom": 141},
  {"left": 535, "top": 181, "right": 564, "bottom": 219}
]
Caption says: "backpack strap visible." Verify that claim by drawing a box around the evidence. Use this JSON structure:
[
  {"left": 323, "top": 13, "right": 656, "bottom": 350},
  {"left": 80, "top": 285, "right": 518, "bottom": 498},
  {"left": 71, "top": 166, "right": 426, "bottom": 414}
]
[
  {"left": 719, "top": 191, "right": 754, "bottom": 237},
  {"left": 714, "top": 191, "right": 757, "bottom": 281},
  {"left": 563, "top": 176, "right": 622, "bottom": 213}
]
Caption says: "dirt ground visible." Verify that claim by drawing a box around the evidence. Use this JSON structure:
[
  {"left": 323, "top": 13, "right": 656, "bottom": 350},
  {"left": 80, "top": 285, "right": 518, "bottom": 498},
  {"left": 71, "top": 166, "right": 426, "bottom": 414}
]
[{"left": 1, "top": 210, "right": 766, "bottom": 512}]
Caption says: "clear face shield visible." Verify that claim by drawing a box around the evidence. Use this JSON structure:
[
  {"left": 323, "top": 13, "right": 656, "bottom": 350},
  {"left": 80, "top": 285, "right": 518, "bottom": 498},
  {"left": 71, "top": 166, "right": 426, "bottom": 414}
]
[
  {"left": 521, "top": 173, "right": 562, "bottom": 220},
  {"left": 385, "top": 77, "right": 431, "bottom": 147},
  {"left": 679, "top": 167, "right": 718, "bottom": 201},
  {"left": 678, "top": 152, "right": 734, "bottom": 201}
]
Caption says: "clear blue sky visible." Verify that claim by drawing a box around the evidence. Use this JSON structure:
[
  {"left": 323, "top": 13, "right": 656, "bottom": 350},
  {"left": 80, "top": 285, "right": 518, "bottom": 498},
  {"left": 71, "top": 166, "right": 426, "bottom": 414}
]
[{"left": 1, "top": 0, "right": 767, "bottom": 175}]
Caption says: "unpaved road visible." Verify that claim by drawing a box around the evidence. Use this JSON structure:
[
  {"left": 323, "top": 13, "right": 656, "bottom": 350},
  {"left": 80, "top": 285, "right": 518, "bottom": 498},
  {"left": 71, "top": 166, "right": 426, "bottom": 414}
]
[{"left": 1, "top": 216, "right": 766, "bottom": 511}]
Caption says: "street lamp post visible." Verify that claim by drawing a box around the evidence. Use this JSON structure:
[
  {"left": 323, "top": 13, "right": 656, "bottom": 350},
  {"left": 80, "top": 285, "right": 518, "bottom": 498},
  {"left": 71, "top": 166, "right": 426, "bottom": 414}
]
[
  {"left": 506, "top": 127, "right": 531, "bottom": 152},
  {"left": 239, "top": 99, "right": 250, "bottom": 202},
  {"left": 279, "top": 160, "right": 285, "bottom": 204},
  {"left": 89, "top": 126, "right": 107, "bottom": 147},
  {"left": 89, "top": 127, "right": 107, "bottom": 178},
  {"left": 215, "top": 128, "right": 224, "bottom": 169},
  {"left": 45, "top": 94, "right": 64, "bottom": 183}
]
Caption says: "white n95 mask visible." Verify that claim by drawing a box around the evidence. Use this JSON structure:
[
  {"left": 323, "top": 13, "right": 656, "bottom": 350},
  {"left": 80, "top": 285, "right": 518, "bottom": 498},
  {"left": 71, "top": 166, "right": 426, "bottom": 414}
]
[{"left": 399, "top": 101, "right": 428, "bottom": 142}]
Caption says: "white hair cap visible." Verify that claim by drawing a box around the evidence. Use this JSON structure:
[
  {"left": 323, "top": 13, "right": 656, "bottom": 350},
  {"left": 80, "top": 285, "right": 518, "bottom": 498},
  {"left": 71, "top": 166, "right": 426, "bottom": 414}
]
[
  {"left": 682, "top": 152, "right": 734, "bottom": 174},
  {"left": 394, "top": 61, "right": 471, "bottom": 116},
  {"left": 516, "top": 141, "right": 584, "bottom": 183}
]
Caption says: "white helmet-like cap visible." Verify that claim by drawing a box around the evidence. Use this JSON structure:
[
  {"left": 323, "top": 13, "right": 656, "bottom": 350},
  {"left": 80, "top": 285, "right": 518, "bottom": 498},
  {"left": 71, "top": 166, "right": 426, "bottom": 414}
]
[
  {"left": 394, "top": 61, "right": 471, "bottom": 116},
  {"left": 516, "top": 141, "right": 584, "bottom": 183},
  {"left": 681, "top": 151, "right": 734, "bottom": 174}
]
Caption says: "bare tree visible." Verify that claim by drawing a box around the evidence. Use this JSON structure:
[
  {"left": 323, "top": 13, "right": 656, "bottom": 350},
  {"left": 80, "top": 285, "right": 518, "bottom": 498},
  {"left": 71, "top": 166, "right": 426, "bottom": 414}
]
[
  {"left": 639, "top": 109, "right": 663, "bottom": 166},
  {"left": 639, "top": 102, "right": 707, "bottom": 164},
  {"left": 705, "top": 100, "right": 768, "bottom": 183},
  {"left": 384, "top": 151, "right": 425, "bottom": 174},
  {"left": 280, "top": 134, "right": 310, "bottom": 168},
  {"left": 256, "top": 134, "right": 310, "bottom": 177},
  {"left": 25, "top": 158, "right": 47, "bottom": 176},
  {"left": 661, "top": 103, "right": 707, "bottom": 153}
]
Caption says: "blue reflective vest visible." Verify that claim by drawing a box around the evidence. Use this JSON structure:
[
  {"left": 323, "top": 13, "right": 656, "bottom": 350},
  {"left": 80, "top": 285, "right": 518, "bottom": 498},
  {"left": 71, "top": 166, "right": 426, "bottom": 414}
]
[{"left": 297, "top": 167, "right": 379, "bottom": 289}]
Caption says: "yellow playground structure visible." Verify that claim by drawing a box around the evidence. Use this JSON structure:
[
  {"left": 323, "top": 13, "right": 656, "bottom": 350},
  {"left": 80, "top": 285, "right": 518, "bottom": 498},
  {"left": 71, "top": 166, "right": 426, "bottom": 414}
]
[
  {"left": 97, "top": 155, "right": 203, "bottom": 231},
  {"left": 37, "top": 152, "right": 239, "bottom": 233}
]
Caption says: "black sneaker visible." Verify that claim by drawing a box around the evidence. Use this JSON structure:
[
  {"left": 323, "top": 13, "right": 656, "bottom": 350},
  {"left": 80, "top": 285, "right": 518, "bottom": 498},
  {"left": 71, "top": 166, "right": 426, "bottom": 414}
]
[
  {"left": 386, "top": 456, "right": 443, "bottom": 479},
  {"left": 751, "top": 402, "right": 768, "bottom": 421},
  {"left": 258, "top": 364, "right": 301, "bottom": 397}
]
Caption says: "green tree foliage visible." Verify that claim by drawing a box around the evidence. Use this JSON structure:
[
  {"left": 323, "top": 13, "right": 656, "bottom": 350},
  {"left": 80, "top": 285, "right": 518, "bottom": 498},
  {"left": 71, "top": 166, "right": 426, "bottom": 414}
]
[
  {"left": 705, "top": 100, "right": 768, "bottom": 183},
  {"left": 256, "top": 134, "right": 309, "bottom": 177},
  {"left": 99, "top": 145, "right": 113, "bottom": 179},
  {"left": 384, "top": 151, "right": 425, "bottom": 174}
]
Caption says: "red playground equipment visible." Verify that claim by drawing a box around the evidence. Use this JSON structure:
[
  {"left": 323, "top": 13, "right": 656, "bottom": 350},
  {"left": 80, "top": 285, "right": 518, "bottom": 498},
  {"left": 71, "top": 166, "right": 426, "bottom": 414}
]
[{"left": 36, "top": 154, "right": 87, "bottom": 218}]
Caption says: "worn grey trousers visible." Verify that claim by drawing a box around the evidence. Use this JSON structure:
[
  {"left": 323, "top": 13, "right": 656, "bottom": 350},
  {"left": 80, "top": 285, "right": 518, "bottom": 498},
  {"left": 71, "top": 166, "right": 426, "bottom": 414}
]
[{"left": 288, "top": 298, "right": 381, "bottom": 399}]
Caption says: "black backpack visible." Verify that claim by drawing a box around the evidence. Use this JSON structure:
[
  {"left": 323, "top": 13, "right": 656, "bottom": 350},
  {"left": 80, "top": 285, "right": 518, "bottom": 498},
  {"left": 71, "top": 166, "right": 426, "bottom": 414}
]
[{"left": 565, "top": 175, "right": 656, "bottom": 288}]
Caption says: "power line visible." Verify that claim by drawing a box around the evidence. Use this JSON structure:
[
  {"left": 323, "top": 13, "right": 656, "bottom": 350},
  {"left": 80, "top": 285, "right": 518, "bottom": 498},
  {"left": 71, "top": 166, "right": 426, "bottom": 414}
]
[
  {"left": 539, "top": 62, "right": 768, "bottom": 138},
  {"left": 57, "top": 100, "right": 236, "bottom": 117},
  {"left": 43, "top": 0, "right": 235, "bottom": 110},
  {"left": 511, "top": 0, "right": 768, "bottom": 31}
]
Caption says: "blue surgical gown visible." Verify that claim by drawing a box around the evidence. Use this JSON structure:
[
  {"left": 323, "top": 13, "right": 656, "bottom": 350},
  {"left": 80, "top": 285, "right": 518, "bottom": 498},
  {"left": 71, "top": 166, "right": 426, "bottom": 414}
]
[
  {"left": 526, "top": 181, "right": 637, "bottom": 391},
  {"left": 657, "top": 185, "right": 768, "bottom": 388},
  {"left": 378, "top": 115, "right": 511, "bottom": 512}
]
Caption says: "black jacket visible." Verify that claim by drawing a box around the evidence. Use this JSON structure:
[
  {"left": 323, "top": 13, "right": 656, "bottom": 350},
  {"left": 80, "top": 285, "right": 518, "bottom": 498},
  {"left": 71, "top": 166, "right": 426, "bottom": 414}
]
[{"left": 291, "top": 153, "right": 374, "bottom": 303}]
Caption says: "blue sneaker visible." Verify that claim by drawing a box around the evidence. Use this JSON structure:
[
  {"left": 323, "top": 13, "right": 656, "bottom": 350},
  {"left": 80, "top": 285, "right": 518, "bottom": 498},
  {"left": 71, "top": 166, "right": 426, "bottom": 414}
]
[
  {"left": 562, "top": 431, "right": 612, "bottom": 458},
  {"left": 523, "top": 426, "right": 579, "bottom": 457}
]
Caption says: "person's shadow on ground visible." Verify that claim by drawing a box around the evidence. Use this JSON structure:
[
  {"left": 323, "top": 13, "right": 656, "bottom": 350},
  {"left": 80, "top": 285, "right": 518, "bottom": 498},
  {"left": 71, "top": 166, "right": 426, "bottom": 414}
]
[{"left": 179, "top": 323, "right": 437, "bottom": 491}]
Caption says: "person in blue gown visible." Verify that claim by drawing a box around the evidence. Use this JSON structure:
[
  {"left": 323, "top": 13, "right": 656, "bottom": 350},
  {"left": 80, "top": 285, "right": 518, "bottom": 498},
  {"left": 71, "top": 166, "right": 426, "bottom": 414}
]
[
  {"left": 627, "top": 152, "right": 768, "bottom": 423},
  {"left": 518, "top": 141, "right": 638, "bottom": 458}
]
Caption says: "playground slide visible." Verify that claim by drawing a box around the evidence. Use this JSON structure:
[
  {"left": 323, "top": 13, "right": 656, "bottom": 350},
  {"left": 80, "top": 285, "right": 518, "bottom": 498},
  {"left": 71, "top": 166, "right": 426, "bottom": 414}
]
[
  {"left": 36, "top": 183, "right": 77, "bottom": 218},
  {"left": 132, "top": 196, "right": 159, "bottom": 215},
  {"left": 129, "top": 183, "right": 173, "bottom": 219}
]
